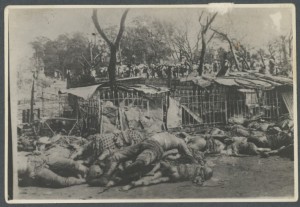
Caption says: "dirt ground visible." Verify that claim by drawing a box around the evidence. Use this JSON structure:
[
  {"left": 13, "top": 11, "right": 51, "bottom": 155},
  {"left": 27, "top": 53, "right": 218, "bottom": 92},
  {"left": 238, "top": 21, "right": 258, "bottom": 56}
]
[{"left": 16, "top": 155, "right": 295, "bottom": 200}]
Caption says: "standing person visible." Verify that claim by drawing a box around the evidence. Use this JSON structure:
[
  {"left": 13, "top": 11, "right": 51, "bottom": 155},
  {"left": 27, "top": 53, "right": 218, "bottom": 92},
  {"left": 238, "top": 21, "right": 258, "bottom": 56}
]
[
  {"left": 172, "top": 65, "right": 177, "bottom": 78},
  {"left": 213, "top": 61, "right": 218, "bottom": 73},
  {"left": 269, "top": 58, "right": 275, "bottom": 75},
  {"left": 180, "top": 64, "right": 186, "bottom": 77},
  {"left": 167, "top": 66, "right": 172, "bottom": 87},
  {"left": 142, "top": 65, "right": 149, "bottom": 79},
  {"left": 217, "top": 59, "right": 230, "bottom": 77},
  {"left": 157, "top": 65, "right": 163, "bottom": 78},
  {"left": 134, "top": 65, "right": 140, "bottom": 77}
]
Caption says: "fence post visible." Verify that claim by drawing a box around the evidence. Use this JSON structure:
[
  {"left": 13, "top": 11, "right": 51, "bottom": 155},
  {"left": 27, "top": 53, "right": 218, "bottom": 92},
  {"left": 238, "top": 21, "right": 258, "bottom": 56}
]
[
  {"left": 30, "top": 80, "right": 35, "bottom": 123},
  {"left": 275, "top": 90, "right": 280, "bottom": 120},
  {"left": 37, "top": 108, "right": 40, "bottom": 119},
  {"left": 22, "top": 110, "right": 26, "bottom": 123},
  {"left": 147, "top": 100, "right": 150, "bottom": 117},
  {"left": 26, "top": 109, "right": 30, "bottom": 123},
  {"left": 98, "top": 91, "right": 103, "bottom": 134}
]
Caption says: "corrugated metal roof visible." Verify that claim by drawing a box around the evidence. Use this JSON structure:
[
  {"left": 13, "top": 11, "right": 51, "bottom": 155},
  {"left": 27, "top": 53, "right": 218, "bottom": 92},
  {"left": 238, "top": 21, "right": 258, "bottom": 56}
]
[
  {"left": 180, "top": 76, "right": 211, "bottom": 88},
  {"left": 214, "top": 78, "right": 239, "bottom": 86},
  {"left": 180, "top": 72, "right": 293, "bottom": 90},
  {"left": 253, "top": 73, "right": 293, "bottom": 86},
  {"left": 234, "top": 78, "right": 274, "bottom": 90},
  {"left": 127, "top": 84, "right": 169, "bottom": 95},
  {"left": 61, "top": 83, "right": 103, "bottom": 100}
]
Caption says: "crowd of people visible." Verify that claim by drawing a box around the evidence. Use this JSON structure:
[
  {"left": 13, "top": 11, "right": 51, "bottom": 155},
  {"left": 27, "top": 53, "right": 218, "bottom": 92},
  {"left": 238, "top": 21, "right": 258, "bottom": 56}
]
[
  {"left": 91, "top": 57, "right": 279, "bottom": 80},
  {"left": 93, "top": 61, "right": 229, "bottom": 80}
]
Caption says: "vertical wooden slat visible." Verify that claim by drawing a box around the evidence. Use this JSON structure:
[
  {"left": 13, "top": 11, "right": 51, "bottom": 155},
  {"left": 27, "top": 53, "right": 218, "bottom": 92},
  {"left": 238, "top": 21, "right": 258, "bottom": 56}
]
[
  {"left": 212, "top": 88, "right": 215, "bottom": 126},
  {"left": 275, "top": 90, "right": 279, "bottom": 120}
]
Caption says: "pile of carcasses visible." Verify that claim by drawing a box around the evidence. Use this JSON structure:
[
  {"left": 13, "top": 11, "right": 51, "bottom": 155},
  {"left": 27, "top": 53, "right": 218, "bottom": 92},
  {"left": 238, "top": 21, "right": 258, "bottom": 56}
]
[{"left": 17, "top": 112, "right": 293, "bottom": 189}]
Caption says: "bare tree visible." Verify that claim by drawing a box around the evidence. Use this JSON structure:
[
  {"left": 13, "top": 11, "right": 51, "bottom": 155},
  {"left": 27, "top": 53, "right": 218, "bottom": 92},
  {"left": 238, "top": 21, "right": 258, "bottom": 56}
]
[
  {"left": 210, "top": 28, "right": 240, "bottom": 72},
  {"left": 172, "top": 29, "right": 194, "bottom": 64},
  {"left": 92, "top": 9, "right": 129, "bottom": 85},
  {"left": 197, "top": 12, "right": 217, "bottom": 76}
]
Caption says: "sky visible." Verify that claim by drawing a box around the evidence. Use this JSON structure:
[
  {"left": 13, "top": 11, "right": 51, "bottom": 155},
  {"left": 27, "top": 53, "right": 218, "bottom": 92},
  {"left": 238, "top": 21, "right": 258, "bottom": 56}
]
[{"left": 8, "top": 5, "right": 294, "bottom": 72}]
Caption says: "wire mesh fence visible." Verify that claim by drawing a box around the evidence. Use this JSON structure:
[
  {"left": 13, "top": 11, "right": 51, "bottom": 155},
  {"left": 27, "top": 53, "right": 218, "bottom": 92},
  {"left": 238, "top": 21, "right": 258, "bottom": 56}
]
[
  {"left": 170, "top": 82, "right": 282, "bottom": 128},
  {"left": 171, "top": 84, "right": 227, "bottom": 127}
]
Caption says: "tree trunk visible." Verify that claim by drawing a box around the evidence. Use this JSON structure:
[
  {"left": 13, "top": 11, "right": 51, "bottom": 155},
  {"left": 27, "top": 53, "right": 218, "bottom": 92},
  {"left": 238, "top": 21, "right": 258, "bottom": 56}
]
[
  {"left": 228, "top": 40, "right": 240, "bottom": 71},
  {"left": 217, "top": 53, "right": 228, "bottom": 77},
  {"left": 288, "top": 38, "right": 292, "bottom": 58},
  {"left": 241, "top": 56, "right": 251, "bottom": 70},
  {"left": 259, "top": 52, "right": 266, "bottom": 69},
  {"left": 108, "top": 45, "right": 117, "bottom": 86},
  {"left": 119, "top": 44, "right": 123, "bottom": 65},
  {"left": 282, "top": 39, "right": 288, "bottom": 64},
  {"left": 92, "top": 9, "right": 129, "bottom": 87},
  {"left": 198, "top": 33, "right": 206, "bottom": 76},
  {"left": 30, "top": 79, "right": 35, "bottom": 123}
]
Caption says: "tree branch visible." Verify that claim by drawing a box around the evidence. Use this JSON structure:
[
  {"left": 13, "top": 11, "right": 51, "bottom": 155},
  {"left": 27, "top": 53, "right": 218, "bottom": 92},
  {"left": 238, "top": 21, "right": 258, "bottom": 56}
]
[
  {"left": 92, "top": 9, "right": 113, "bottom": 47},
  {"left": 207, "top": 32, "right": 215, "bottom": 44},
  {"left": 198, "top": 11, "right": 204, "bottom": 23},
  {"left": 203, "top": 12, "right": 218, "bottom": 33},
  {"left": 93, "top": 53, "right": 102, "bottom": 62},
  {"left": 81, "top": 54, "right": 92, "bottom": 67},
  {"left": 115, "top": 9, "right": 130, "bottom": 46}
]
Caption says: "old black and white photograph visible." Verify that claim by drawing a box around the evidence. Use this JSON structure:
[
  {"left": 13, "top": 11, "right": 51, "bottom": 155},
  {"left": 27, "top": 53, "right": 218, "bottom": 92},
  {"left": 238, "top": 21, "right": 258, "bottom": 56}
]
[{"left": 5, "top": 4, "right": 297, "bottom": 202}]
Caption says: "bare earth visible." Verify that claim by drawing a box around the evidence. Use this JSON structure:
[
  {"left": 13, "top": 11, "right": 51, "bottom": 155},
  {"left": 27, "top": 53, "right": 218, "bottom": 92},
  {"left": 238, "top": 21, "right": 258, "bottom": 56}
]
[{"left": 17, "top": 156, "right": 294, "bottom": 200}]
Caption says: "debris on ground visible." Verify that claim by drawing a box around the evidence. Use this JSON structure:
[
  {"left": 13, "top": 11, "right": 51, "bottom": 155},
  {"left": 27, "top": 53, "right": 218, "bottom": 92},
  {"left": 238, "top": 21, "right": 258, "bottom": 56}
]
[{"left": 17, "top": 107, "right": 294, "bottom": 190}]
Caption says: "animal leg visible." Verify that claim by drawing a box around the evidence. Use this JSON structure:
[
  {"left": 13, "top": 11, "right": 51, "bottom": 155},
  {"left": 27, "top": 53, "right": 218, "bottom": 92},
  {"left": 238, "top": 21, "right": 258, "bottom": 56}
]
[
  {"left": 256, "top": 147, "right": 271, "bottom": 152},
  {"left": 124, "top": 176, "right": 170, "bottom": 191},
  {"left": 193, "top": 176, "right": 204, "bottom": 186},
  {"left": 121, "top": 171, "right": 163, "bottom": 191},
  {"left": 98, "top": 149, "right": 111, "bottom": 161},
  {"left": 164, "top": 154, "right": 181, "bottom": 160},
  {"left": 262, "top": 145, "right": 290, "bottom": 157},
  {"left": 146, "top": 176, "right": 170, "bottom": 185},
  {"left": 162, "top": 149, "right": 179, "bottom": 158},
  {"left": 145, "top": 162, "right": 161, "bottom": 176}
]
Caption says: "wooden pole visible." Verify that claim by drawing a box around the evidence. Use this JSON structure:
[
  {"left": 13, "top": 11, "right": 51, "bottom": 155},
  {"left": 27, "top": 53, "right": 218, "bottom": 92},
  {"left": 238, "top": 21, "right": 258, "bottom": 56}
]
[
  {"left": 98, "top": 91, "right": 102, "bottom": 134},
  {"left": 30, "top": 79, "right": 35, "bottom": 123},
  {"left": 22, "top": 110, "right": 26, "bottom": 123},
  {"left": 26, "top": 109, "right": 30, "bottom": 123},
  {"left": 275, "top": 90, "right": 279, "bottom": 120},
  {"left": 225, "top": 88, "right": 228, "bottom": 124}
]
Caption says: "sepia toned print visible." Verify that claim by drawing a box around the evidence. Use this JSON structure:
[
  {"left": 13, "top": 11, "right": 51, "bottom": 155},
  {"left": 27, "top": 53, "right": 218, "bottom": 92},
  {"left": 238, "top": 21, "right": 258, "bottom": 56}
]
[{"left": 5, "top": 4, "right": 297, "bottom": 203}]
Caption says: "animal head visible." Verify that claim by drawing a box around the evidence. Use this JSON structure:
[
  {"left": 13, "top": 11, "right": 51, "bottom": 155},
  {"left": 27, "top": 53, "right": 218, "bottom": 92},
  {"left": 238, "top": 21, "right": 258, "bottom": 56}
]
[
  {"left": 174, "top": 132, "right": 191, "bottom": 143},
  {"left": 113, "top": 134, "right": 125, "bottom": 148},
  {"left": 210, "top": 128, "right": 225, "bottom": 136},
  {"left": 203, "top": 166, "right": 213, "bottom": 180},
  {"left": 184, "top": 136, "right": 192, "bottom": 143},
  {"left": 86, "top": 164, "right": 103, "bottom": 182}
]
